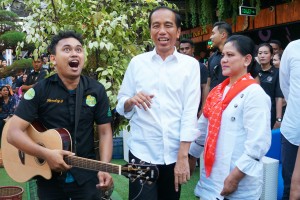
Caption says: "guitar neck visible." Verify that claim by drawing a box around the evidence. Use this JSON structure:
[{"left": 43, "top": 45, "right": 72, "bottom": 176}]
[{"left": 64, "top": 156, "right": 121, "bottom": 175}]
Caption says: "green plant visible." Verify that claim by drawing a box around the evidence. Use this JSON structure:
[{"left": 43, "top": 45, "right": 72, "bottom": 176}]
[
  {"left": 0, "top": 31, "right": 25, "bottom": 49},
  {"left": 0, "top": 9, "right": 20, "bottom": 34},
  {"left": 0, "top": 58, "right": 32, "bottom": 77},
  {"left": 1, "top": 0, "right": 176, "bottom": 135}
]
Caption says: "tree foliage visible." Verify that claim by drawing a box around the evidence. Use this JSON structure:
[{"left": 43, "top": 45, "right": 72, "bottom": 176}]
[
  {"left": 0, "top": 9, "right": 20, "bottom": 34},
  {"left": 0, "top": 30, "right": 25, "bottom": 48},
  {"left": 1, "top": 0, "right": 175, "bottom": 133}
]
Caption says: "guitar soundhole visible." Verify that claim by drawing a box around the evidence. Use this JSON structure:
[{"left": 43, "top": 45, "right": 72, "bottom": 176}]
[{"left": 35, "top": 143, "right": 46, "bottom": 165}]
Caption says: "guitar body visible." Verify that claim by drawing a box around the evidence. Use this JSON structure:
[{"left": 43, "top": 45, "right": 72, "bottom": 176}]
[
  {"left": 1, "top": 119, "right": 159, "bottom": 184},
  {"left": 1, "top": 119, "right": 71, "bottom": 183}
]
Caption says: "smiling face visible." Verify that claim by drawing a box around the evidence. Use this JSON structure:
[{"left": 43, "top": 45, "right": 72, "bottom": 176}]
[
  {"left": 150, "top": 8, "right": 181, "bottom": 60},
  {"left": 52, "top": 37, "right": 84, "bottom": 80},
  {"left": 221, "top": 42, "right": 250, "bottom": 80}
]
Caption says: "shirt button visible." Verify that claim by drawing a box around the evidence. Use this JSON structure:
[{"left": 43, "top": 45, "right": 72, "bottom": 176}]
[
  {"left": 240, "top": 94, "right": 244, "bottom": 98},
  {"left": 231, "top": 117, "right": 236, "bottom": 121},
  {"left": 234, "top": 104, "right": 238, "bottom": 108}
]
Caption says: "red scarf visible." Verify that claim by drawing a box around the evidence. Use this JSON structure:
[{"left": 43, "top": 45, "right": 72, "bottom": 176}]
[{"left": 203, "top": 73, "right": 257, "bottom": 177}]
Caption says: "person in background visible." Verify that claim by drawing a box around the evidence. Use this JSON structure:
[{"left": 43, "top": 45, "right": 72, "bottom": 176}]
[
  {"left": 6, "top": 30, "right": 113, "bottom": 200},
  {"left": 0, "top": 85, "right": 18, "bottom": 144},
  {"left": 189, "top": 35, "right": 271, "bottom": 199},
  {"left": 257, "top": 43, "right": 283, "bottom": 129},
  {"left": 273, "top": 52, "right": 282, "bottom": 68},
  {"left": 279, "top": 39, "right": 300, "bottom": 200},
  {"left": 269, "top": 39, "right": 283, "bottom": 54},
  {"left": 42, "top": 54, "right": 50, "bottom": 71},
  {"left": 117, "top": 6, "right": 200, "bottom": 200},
  {"left": 1, "top": 60, "right": 7, "bottom": 68},
  {"left": 21, "top": 56, "right": 47, "bottom": 92},
  {"left": 179, "top": 38, "right": 208, "bottom": 118}
]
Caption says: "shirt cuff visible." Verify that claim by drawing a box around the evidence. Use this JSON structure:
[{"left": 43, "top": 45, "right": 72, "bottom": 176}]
[
  {"left": 235, "top": 153, "right": 263, "bottom": 177},
  {"left": 189, "top": 141, "right": 204, "bottom": 158},
  {"left": 116, "top": 97, "right": 135, "bottom": 119}
]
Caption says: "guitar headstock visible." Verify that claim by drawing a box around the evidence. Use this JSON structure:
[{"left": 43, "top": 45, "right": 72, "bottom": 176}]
[{"left": 121, "top": 162, "right": 159, "bottom": 184}]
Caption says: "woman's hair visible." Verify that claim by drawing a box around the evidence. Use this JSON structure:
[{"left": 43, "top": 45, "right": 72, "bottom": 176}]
[
  {"left": 1, "top": 85, "right": 13, "bottom": 96},
  {"left": 225, "top": 35, "right": 258, "bottom": 77},
  {"left": 257, "top": 43, "right": 274, "bottom": 55}
]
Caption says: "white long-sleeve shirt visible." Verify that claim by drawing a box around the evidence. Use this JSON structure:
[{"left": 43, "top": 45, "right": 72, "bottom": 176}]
[
  {"left": 189, "top": 84, "right": 271, "bottom": 200},
  {"left": 116, "top": 48, "right": 200, "bottom": 164},
  {"left": 280, "top": 39, "right": 300, "bottom": 146}
]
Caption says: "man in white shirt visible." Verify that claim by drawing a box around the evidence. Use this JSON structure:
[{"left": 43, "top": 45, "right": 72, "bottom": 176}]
[
  {"left": 116, "top": 6, "right": 200, "bottom": 200},
  {"left": 279, "top": 39, "right": 300, "bottom": 200}
]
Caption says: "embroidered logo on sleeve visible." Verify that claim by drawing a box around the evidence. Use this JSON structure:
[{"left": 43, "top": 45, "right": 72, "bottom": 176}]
[
  {"left": 86, "top": 95, "right": 96, "bottom": 107},
  {"left": 24, "top": 88, "right": 35, "bottom": 100}
]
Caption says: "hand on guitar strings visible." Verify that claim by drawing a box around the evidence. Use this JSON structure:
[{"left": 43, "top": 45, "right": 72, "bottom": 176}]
[
  {"left": 44, "top": 149, "right": 74, "bottom": 172},
  {"left": 96, "top": 171, "right": 114, "bottom": 191}
]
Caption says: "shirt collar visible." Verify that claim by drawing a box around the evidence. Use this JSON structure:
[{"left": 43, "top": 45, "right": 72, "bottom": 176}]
[{"left": 150, "top": 47, "right": 179, "bottom": 62}]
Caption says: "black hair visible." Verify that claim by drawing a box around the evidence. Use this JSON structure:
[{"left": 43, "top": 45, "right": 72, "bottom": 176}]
[
  {"left": 258, "top": 43, "right": 274, "bottom": 55},
  {"left": 48, "top": 30, "right": 84, "bottom": 55},
  {"left": 179, "top": 38, "right": 194, "bottom": 48},
  {"left": 225, "top": 35, "right": 258, "bottom": 77},
  {"left": 148, "top": 6, "right": 181, "bottom": 28},
  {"left": 1, "top": 85, "right": 12, "bottom": 96},
  {"left": 213, "top": 21, "right": 232, "bottom": 37},
  {"left": 269, "top": 39, "right": 282, "bottom": 49}
]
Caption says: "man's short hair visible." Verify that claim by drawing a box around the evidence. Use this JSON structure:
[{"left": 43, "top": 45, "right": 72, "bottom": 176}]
[
  {"left": 48, "top": 30, "right": 84, "bottom": 55},
  {"left": 148, "top": 6, "right": 181, "bottom": 28},
  {"left": 179, "top": 38, "right": 194, "bottom": 48},
  {"left": 213, "top": 21, "right": 232, "bottom": 37}
]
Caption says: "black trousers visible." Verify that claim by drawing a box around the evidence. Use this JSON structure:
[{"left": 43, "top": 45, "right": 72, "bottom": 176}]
[
  {"left": 128, "top": 151, "right": 181, "bottom": 200},
  {"left": 281, "top": 134, "right": 299, "bottom": 200},
  {"left": 36, "top": 174, "right": 101, "bottom": 200}
]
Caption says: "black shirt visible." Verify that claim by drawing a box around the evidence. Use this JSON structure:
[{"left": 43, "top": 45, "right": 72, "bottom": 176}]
[
  {"left": 15, "top": 74, "right": 112, "bottom": 185},
  {"left": 259, "top": 65, "right": 283, "bottom": 127},
  {"left": 207, "top": 51, "right": 227, "bottom": 90},
  {"left": 24, "top": 69, "right": 48, "bottom": 86}
]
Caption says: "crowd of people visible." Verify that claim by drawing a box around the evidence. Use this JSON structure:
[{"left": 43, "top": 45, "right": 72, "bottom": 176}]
[{"left": 0, "top": 5, "right": 299, "bottom": 200}]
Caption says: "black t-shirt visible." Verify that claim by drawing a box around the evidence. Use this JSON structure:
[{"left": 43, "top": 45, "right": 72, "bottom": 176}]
[
  {"left": 259, "top": 65, "right": 283, "bottom": 127},
  {"left": 207, "top": 51, "right": 227, "bottom": 90},
  {"left": 24, "top": 69, "right": 48, "bottom": 86},
  {"left": 200, "top": 62, "right": 208, "bottom": 85},
  {"left": 15, "top": 74, "right": 112, "bottom": 185}
]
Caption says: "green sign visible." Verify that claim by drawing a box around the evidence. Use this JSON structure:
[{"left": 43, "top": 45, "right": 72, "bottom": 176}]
[{"left": 239, "top": 6, "right": 257, "bottom": 16}]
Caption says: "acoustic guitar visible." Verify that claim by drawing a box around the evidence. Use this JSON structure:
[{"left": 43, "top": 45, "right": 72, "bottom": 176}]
[{"left": 1, "top": 119, "right": 159, "bottom": 183}]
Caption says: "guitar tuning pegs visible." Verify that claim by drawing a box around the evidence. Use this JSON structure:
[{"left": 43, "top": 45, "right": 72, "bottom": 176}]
[
  {"left": 147, "top": 181, "right": 153, "bottom": 185},
  {"left": 139, "top": 160, "right": 145, "bottom": 165},
  {"left": 131, "top": 159, "right": 135, "bottom": 164}
]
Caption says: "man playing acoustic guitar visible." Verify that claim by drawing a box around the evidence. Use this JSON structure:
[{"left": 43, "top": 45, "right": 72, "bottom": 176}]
[{"left": 6, "top": 30, "right": 113, "bottom": 200}]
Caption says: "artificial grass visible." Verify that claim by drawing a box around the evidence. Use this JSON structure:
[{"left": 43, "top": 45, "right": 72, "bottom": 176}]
[
  {"left": 110, "top": 159, "right": 200, "bottom": 200},
  {"left": 0, "top": 159, "right": 200, "bottom": 200}
]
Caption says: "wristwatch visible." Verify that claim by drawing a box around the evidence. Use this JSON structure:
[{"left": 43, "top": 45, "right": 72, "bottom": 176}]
[{"left": 276, "top": 118, "right": 282, "bottom": 122}]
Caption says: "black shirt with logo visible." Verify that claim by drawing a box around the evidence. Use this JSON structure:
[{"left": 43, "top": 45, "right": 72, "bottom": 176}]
[
  {"left": 258, "top": 65, "right": 283, "bottom": 127},
  {"left": 15, "top": 74, "right": 112, "bottom": 185}
]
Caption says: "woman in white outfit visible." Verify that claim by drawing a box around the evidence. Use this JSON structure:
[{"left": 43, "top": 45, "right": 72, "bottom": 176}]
[{"left": 189, "top": 35, "right": 271, "bottom": 200}]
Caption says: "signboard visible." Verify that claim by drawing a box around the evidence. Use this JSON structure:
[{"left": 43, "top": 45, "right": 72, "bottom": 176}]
[{"left": 239, "top": 6, "right": 257, "bottom": 16}]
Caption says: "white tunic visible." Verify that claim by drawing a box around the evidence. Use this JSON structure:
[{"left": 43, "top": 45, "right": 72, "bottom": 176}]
[{"left": 190, "top": 84, "right": 271, "bottom": 200}]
